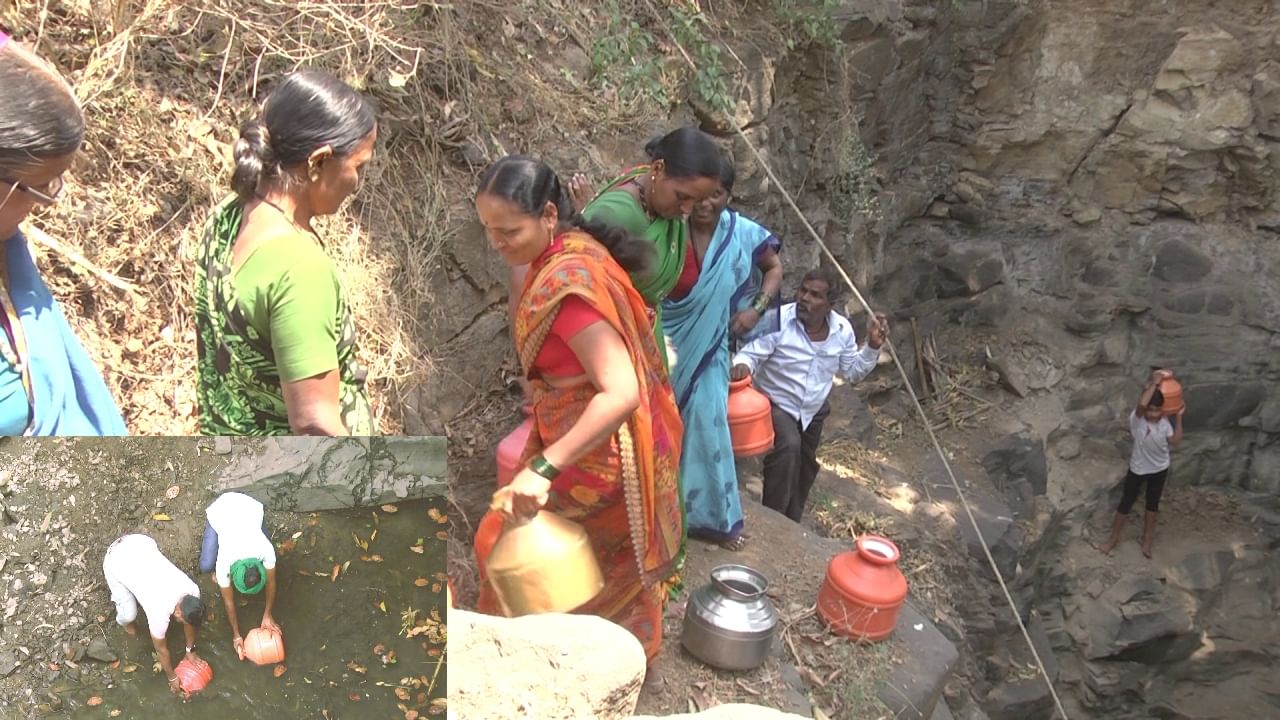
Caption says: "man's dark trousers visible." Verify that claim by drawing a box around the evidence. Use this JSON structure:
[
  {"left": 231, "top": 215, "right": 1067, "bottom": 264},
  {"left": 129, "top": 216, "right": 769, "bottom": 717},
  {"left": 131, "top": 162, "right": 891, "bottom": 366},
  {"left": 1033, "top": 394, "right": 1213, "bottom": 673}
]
[{"left": 761, "top": 400, "right": 830, "bottom": 522}]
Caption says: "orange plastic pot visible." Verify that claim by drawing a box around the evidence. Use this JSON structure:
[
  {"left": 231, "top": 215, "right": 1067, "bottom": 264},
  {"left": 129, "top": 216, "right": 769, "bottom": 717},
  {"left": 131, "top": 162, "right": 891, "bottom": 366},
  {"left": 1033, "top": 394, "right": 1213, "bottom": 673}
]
[
  {"left": 175, "top": 656, "right": 213, "bottom": 694},
  {"left": 473, "top": 509, "right": 505, "bottom": 582},
  {"left": 727, "top": 376, "right": 774, "bottom": 457},
  {"left": 496, "top": 404, "right": 535, "bottom": 488},
  {"left": 244, "top": 627, "right": 285, "bottom": 666},
  {"left": 817, "top": 535, "right": 908, "bottom": 643},
  {"left": 1158, "top": 376, "right": 1184, "bottom": 416}
]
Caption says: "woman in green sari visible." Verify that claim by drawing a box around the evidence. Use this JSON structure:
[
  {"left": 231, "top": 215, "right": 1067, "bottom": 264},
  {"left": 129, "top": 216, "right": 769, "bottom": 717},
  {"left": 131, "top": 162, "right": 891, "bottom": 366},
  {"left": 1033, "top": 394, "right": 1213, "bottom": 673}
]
[
  {"left": 508, "top": 127, "right": 722, "bottom": 371},
  {"left": 194, "top": 70, "right": 375, "bottom": 436}
]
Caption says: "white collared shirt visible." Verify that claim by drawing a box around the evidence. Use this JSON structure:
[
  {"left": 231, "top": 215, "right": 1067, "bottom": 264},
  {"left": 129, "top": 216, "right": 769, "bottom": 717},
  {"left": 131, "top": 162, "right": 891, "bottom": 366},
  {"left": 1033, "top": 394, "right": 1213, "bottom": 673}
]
[{"left": 731, "top": 303, "right": 880, "bottom": 430}]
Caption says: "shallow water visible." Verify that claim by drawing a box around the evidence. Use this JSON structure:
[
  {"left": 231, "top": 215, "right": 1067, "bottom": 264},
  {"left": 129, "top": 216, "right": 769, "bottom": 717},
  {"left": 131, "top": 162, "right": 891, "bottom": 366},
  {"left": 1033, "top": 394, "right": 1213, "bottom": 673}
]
[{"left": 66, "top": 498, "right": 447, "bottom": 719}]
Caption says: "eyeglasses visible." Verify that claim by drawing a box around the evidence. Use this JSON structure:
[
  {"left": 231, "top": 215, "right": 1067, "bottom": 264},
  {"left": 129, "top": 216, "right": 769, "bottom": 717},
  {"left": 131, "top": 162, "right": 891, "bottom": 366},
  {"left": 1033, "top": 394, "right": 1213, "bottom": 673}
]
[{"left": 0, "top": 176, "right": 64, "bottom": 205}]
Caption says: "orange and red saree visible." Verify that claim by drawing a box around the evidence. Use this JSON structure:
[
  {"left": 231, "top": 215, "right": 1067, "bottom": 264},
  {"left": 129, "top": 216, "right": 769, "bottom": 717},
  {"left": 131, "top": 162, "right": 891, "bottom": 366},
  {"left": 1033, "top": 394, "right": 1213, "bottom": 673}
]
[{"left": 475, "top": 231, "right": 683, "bottom": 660}]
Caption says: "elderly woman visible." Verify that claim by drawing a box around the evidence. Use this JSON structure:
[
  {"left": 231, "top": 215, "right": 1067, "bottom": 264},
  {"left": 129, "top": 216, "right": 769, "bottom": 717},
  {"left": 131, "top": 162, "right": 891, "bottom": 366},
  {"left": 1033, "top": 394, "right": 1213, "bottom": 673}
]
[
  {"left": 0, "top": 30, "right": 126, "bottom": 435},
  {"left": 663, "top": 158, "right": 783, "bottom": 550},
  {"left": 194, "top": 70, "right": 376, "bottom": 436},
  {"left": 472, "top": 156, "right": 683, "bottom": 685}
]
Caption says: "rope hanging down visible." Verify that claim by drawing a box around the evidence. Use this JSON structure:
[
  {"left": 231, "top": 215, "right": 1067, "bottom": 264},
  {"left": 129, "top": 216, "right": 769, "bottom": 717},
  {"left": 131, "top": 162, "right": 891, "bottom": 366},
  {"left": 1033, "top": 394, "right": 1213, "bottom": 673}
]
[{"left": 637, "top": 2, "right": 1069, "bottom": 717}]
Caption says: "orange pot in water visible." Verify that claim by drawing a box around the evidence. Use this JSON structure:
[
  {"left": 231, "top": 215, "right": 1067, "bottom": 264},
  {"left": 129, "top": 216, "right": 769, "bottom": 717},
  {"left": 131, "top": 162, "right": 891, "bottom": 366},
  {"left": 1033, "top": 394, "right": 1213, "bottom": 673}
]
[
  {"left": 1158, "top": 375, "right": 1184, "bottom": 416},
  {"left": 496, "top": 404, "right": 535, "bottom": 488},
  {"left": 175, "top": 656, "right": 213, "bottom": 694},
  {"left": 727, "top": 376, "right": 774, "bottom": 457},
  {"left": 817, "top": 535, "right": 908, "bottom": 643},
  {"left": 244, "top": 627, "right": 285, "bottom": 666}
]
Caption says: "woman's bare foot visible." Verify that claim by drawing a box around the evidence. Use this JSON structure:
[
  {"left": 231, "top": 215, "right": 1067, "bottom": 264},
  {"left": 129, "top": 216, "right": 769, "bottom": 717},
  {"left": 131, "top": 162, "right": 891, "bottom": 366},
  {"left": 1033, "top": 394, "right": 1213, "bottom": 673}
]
[
  {"left": 1099, "top": 538, "right": 1118, "bottom": 555},
  {"left": 568, "top": 173, "right": 593, "bottom": 213},
  {"left": 719, "top": 535, "right": 748, "bottom": 552},
  {"left": 1141, "top": 537, "right": 1154, "bottom": 559}
]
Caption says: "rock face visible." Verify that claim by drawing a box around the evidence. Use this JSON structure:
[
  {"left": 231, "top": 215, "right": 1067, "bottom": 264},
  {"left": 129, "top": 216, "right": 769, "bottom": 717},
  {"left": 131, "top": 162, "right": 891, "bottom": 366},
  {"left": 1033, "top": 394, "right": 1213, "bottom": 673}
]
[
  {"left": 212, "top": 437, "right": 447, "bottom": 511},
  {"left": 449, "top": 609, "right": 646, "bottom": 720}
]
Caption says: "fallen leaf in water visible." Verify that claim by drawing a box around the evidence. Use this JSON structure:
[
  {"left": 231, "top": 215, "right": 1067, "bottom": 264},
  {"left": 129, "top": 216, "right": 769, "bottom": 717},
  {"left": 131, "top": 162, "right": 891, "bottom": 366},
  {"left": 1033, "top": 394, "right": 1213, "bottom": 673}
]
[
  {"left": 427, "top": 507, "right": 446, "bottom": 523},
  {"left": 165, "top": 485, "right": 181, "bottom": 500},
  {"left": 331, "top": 564, "right": 340, "bottom": 582},
  {"left": 152, "top": 513, "right": 172, "bottom": 521},
  {"left": 110, "top": 660, "right": 121, "bottom": 669},
  {"left": 370, "top": 528, "right": 378, "bottom": 544},
  {"left": 380, "top": 504, "right": 398, "bottom": 513},
  {"left": 122, "top": 664, "right": 137, "bottom": 673},
  {"left": 110, "top": 710, "right": 122, "bottom": 717},
  {"left": 365, "top": 554, "right": 384, "bottom": 563},
  {"left": 372, "top": 643, "right": 386, "bottom": 656},
  {"left": 417, "top": 692, "right": 428, "bottom": 703},
  {"left": 409, "top": 545, "right": 424, "bottom": 554},
  {"left": 342, "top": 560, "right": 352, "bottom": 573},
  {"left": 291, "top": 531, "right": 303, "bottom": 540},
  {"left": 378, "top": 601, "right": 387, "bottom": 614},
  {"left": 405, "top": 711, "right": 420, "bottom": 720},
  {"left": 414, "top": 578, "right": 429, "bottom": 587},
  {"left": 435, "top": 531, "right": 448, "bottom": 540},
  {"left": 273, "top": 664, "right": 287, "bottom": 677},
  {"left": 347, "top": 660, "right": 367, "bottom": 674},
  {"left": 394, "top": 687, "right": 410, "bottom": 701},
  {"left": 427, "top": 647, "right": 441, "bottom": 657},
  {"left": 352, "top": 532, "right": 369, "bottom": 551},
  {"left": 431, "top": 583, "right": 441, "bottom": 593},
  {"left": 87, "top": 696, "right": 103, "bottom": 706},
  {"left": 279, "top": 539, "right": 295, "bottom": 554},
  {"left": 429, "top": 698, "right": 447, "bottom": 714},
  {"left": 348, "top": 692, "right": 363, "bottom": 702}
]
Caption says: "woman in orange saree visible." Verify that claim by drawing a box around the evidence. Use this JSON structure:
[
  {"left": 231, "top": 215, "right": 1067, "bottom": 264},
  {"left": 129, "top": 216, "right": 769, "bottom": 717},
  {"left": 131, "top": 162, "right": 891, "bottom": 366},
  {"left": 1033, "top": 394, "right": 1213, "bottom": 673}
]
[{"left": 471, "top": 156, "right": 684, "bottom": 680}]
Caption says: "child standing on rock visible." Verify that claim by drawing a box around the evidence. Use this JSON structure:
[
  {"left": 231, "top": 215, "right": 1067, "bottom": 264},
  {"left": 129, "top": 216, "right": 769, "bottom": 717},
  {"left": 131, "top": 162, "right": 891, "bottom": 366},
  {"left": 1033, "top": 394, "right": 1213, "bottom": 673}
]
[{"left": 1100, "top": 369, "right": 1185, "bottom": 558}]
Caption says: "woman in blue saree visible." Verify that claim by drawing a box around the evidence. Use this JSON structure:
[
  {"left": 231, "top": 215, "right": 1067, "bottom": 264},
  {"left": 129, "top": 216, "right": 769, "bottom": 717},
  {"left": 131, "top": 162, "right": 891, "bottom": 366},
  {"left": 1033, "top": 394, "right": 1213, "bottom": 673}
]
[
  {"left": 662, "top": 160, "right": 782, "bottom": 549},
  {"left": 0, "top": 32, "right": 127, "bottom": 435}
]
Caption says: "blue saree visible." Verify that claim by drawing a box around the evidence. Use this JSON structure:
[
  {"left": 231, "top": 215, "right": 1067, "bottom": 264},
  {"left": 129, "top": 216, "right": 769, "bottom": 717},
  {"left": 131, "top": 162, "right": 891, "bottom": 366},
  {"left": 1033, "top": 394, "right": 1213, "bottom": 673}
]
[
  {"left": 4, "top": 232, "right": 127, "bottom": 435},
  {"left": 663, "top": 209, "right": 780, "bottom": 541}
]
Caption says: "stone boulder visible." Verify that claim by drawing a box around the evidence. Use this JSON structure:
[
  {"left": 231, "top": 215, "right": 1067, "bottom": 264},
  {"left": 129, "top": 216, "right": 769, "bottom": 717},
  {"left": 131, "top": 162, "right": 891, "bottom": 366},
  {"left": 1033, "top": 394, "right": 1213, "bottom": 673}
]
[
  {"left": 981, "top": 431, "right": 1050, "bottom": 518},
  {"left": 1083, "top": 575, "right": 1199, "bottom": 664},
  {"left": 213, "top": 437, "right": 447, "bottom": 511},
  {"left": 630, "top": 705, "right": 810, "bottom": 720},
  {"left": 451, "top": 609, "right": 646, "bottom": 720}
]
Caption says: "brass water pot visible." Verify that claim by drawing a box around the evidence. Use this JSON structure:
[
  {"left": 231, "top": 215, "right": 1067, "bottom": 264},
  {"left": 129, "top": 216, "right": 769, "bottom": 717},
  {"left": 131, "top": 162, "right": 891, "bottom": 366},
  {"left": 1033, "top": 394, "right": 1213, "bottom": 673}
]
[{"left": 486, "top": 510, "right": 605, "bottom": 616}]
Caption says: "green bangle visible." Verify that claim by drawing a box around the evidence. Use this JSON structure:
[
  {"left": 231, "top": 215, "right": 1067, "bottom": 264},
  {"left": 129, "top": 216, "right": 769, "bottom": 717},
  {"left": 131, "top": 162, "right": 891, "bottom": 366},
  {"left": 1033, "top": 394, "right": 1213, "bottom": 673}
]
[
  {"left": 529, "top": 455, "right": 561, "bottom": 481},
  {"left": 751, "top": 293, "right": 770, "bottom": 314}
]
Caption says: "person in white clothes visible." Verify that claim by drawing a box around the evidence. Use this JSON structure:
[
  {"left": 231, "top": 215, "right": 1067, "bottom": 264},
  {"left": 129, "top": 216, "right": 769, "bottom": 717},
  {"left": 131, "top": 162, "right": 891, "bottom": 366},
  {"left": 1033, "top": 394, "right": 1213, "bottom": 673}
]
[
  {"left": 102, "top": 534, "right": 205, "bottom": 697},
  {"left": 731, "top": 268, "right": 889, "bottom": 522},
  {"left": 197, "top": 492, "right": 280, "bottom": 660},
  {"left": 1100, "top": 368, "right": 1186, "bottom": 558}
]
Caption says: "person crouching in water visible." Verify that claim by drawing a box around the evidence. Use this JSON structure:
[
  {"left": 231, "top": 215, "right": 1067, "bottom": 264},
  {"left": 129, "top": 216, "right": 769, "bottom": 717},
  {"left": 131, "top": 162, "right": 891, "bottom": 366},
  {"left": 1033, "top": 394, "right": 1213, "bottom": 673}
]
[
  {"left": 199, "top": 492, "right": 280, "bottom": 659},
  {"left": 1100, "top": 369, "right": 1185, "bottom": 558},
  {"left": 102, "top": 534, "right": 205, "bottom": 697}
]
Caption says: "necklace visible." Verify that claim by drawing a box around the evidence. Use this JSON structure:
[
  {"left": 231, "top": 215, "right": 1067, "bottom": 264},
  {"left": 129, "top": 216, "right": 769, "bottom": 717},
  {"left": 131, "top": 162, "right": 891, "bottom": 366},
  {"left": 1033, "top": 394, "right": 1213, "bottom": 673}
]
[
  {"left": 634, "top": 174, "right": 657, "bottom": 221},
  {"left": 255, "top": 194, "right": 319, "bottom": 240}
]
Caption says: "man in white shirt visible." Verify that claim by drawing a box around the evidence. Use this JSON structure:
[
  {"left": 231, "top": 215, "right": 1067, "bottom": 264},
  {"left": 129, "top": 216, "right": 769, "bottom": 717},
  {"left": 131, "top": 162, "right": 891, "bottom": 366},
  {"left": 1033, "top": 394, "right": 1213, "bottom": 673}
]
[
  {"left": 731, "top": 268, "right": 888, "bottom": 522},
  {"left": 1100, "top": 368, "right": 1186, "bottom": 558},
  {"left": 102, "top": 534, "right": 205, "bottom": 697},
  {"left": 198, "top": 492, "right": 280, "bottom": 660}
]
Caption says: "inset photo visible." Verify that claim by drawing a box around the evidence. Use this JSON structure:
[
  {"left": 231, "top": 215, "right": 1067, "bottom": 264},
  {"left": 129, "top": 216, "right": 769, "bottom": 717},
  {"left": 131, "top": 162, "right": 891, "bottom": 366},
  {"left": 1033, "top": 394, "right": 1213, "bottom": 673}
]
[{"left": 0, "top": 437, "right": 448, "bottom": 718}]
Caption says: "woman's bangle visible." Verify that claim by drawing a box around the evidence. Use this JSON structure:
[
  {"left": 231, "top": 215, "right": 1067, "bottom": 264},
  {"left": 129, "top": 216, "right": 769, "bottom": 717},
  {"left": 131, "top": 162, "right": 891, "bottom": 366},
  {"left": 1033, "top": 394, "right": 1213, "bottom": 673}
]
[
  {"left": 529, "top": 455, "right": 560, "bottom": 481},
  {"left": 751, "top": 293, "right": 770, "bottom": 314}
]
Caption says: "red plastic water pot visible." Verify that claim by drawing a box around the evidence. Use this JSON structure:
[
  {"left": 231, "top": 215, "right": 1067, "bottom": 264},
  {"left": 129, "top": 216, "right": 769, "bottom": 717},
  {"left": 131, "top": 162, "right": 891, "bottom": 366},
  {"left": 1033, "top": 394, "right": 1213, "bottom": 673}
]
[
  {"left": 175, "top": 656, "right": 213, "bottom": 694},
  {"left": 244, "top": 627, "right": 285, "bottom": 666},
  {"left": 1158, "top": 376, "right": 1184, "bottom": 416},
  {"left": 727, "top": 376, "right": 774, "bottom": 457},
  {"left": 817, "top": 535, "right": 909, "bottom": 643},
  {"left": 496, "top": 404, "right": 535, "bottom": 488}
]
